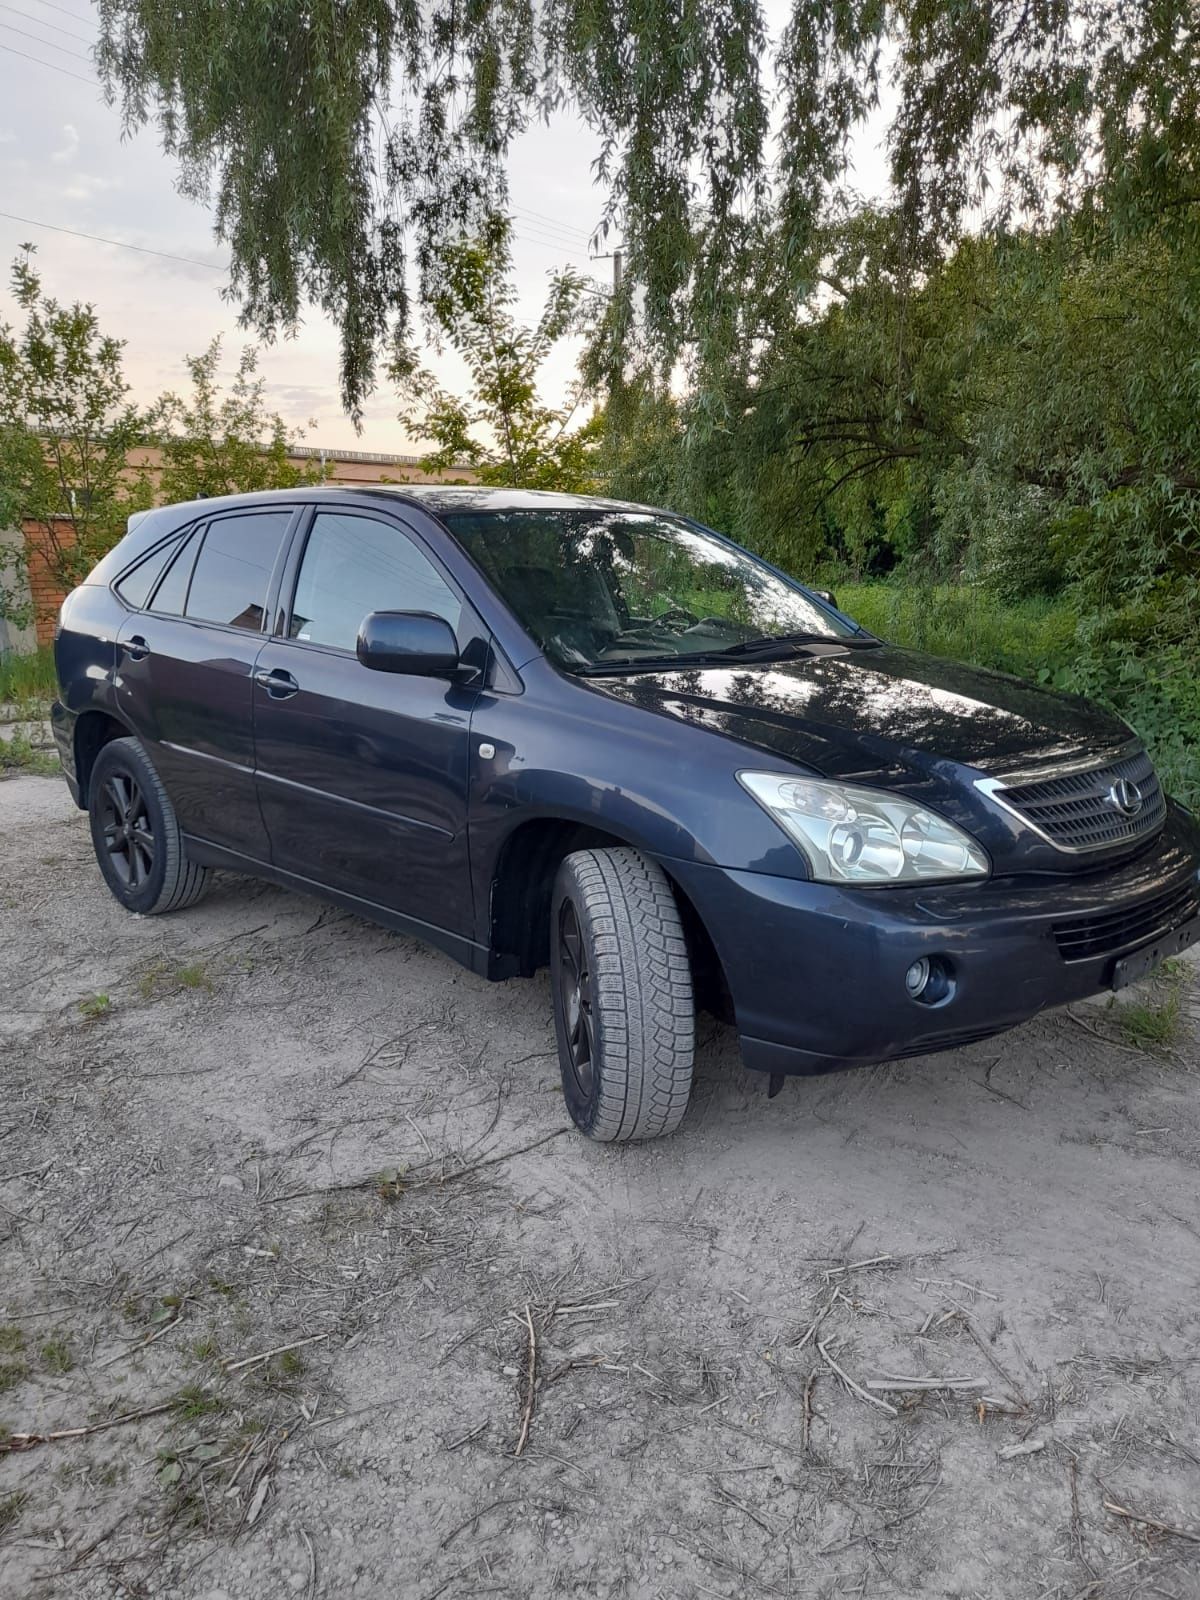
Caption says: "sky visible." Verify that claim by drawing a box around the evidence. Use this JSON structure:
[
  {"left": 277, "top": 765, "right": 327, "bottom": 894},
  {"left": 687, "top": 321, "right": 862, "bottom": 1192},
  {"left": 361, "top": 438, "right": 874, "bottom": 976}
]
[{"left": 0, "top": 0, "right": 891, "bottom": 459}]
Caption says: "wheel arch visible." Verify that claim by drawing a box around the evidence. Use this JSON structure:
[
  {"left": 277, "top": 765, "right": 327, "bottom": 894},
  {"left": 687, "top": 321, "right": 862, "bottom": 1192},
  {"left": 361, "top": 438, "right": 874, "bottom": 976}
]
[
  {"left": 72, "top": 708, "right": 135, "bottom": 806},
  {"left": 485, "top": 814, "right": 732, "bottom": 1017}
]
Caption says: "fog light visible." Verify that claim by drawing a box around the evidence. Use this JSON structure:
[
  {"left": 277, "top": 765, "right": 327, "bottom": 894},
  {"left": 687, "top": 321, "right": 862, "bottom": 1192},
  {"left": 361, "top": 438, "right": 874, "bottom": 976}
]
[{"left": 905, "top": 957, "right": 931, "bottom": 998}]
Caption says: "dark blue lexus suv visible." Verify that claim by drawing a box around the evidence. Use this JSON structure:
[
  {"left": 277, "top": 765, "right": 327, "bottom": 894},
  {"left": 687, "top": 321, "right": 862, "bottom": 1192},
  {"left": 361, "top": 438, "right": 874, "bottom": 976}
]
[{"left": 52, "top": 487, "right": 1200, "bottom": 1139}]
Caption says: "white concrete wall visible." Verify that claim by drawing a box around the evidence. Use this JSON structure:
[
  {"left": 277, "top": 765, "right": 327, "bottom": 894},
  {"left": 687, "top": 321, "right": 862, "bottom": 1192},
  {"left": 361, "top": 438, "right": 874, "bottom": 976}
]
[{"left": 0, "top": 524, "right": 38, "bottom": 655}]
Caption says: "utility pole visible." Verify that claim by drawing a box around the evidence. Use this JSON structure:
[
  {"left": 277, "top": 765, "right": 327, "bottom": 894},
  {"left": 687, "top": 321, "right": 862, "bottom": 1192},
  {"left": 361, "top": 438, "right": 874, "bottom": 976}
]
[{"left": 590, "top": 245, "right": 626, "bottom": 298}]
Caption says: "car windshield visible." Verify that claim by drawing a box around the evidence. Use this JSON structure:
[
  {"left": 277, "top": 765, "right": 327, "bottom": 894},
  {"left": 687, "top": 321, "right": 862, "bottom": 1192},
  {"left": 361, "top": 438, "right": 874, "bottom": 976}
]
[{"left": 441, "top": 507, "right": 864, "bottom": 671}]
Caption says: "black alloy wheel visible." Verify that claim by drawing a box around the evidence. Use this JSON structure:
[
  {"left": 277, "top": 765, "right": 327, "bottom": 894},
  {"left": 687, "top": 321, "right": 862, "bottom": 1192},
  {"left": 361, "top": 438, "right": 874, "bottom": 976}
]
[
  {"left": 97, "top": 770, "right": 156, "bottom": 891},
  {"left": 556, "top": 897, "right": 595, "bottom": 1099},
  {"left": 87, "top": 736, "right": 210, "bottom": 915}
]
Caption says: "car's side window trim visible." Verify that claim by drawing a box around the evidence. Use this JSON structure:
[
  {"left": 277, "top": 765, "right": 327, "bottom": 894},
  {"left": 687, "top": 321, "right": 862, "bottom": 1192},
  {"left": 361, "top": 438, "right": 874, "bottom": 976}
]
[
  {"left": 145, "top": 522, "right": 206, "bottom": 616},
  {"left": 274, "top": 505, "right": 472, "bottom": 657},
  {"left": 111, "top": 529, "right": 187, "bottom": 611},
  {"left": 144, "top": 506, "right": 301, "bottom": 634}
]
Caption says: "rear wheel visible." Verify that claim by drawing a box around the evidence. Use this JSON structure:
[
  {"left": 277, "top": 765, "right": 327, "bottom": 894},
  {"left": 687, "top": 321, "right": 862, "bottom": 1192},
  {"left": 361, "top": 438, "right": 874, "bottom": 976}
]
[
  {"left": 551, "top": 847, "right": 694, "bottom": 1141},
  {"left": 87, "top": 737, "right": 210, "bottom": 916}
]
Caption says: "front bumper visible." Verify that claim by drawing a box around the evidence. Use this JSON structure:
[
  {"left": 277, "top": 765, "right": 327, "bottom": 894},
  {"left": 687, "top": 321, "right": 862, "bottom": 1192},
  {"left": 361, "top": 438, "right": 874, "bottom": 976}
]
[{"left": 664, "top": 802, "right": 1200, "bottom": 1077}]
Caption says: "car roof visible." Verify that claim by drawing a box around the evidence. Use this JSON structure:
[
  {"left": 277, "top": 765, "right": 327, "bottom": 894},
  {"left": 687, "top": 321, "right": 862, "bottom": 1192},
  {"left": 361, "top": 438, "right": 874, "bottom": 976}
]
[{"left": 145, "top": 485, "right": 661, "bottom": 524}]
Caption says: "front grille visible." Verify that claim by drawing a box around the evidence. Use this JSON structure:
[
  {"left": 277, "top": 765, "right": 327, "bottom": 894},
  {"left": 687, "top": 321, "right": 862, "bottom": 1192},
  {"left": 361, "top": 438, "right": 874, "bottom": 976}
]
[
  {"left": 1053, "top": 880, "right": 1200, "bottom": 962},
  {"left": 989, "top": 746, "right": 1166, "bottom": 853}
]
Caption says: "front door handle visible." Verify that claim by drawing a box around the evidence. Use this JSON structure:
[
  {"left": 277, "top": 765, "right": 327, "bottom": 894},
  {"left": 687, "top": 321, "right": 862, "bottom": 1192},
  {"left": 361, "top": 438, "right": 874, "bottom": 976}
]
[
  {"left": 254, "top": 666, "right": 300, "bottom": 699},
  {"left": 124, "top": 634, "right": 150, "bottom": 662}
]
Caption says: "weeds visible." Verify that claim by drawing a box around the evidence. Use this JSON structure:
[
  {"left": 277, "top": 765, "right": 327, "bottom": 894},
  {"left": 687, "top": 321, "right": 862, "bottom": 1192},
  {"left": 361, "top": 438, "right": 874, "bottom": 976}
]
[
  {"left": 0, "top": 645, "right": 56, "bottom": 704},
  {"left": 1116, "top": 990, "right": 1183, "bottom": 1051},
  {"left": 176, "top": 963, "right": 214, "bottom": 992},
  {"left": 138, "top": 959, "right": 215, "bottom": 1000},
  {"left": 78, "top": 993, "right": 112, "bottom": 1020},
  {"left": 40, "top": 1337, "right": 73, "bottom": 1374},
  {"left": 172, "top": 1384, "right": 224, "bottom": 1422},
  {"left": 0, "top": 730, "right": 57, "bottom": 777},
  {"left": 0, "top": 1360, "right": 29, "bottom": 1395},
  {"left": 0, "top": 1489, "right": 27, "bottom": 1536}
]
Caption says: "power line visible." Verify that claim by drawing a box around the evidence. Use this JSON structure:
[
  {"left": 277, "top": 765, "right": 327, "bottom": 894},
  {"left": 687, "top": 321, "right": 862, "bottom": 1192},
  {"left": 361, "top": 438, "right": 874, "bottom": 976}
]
[
  {"left": 0, "top": 209, "right": 226, "bottom": 271},
  {"left": 24, "top": 0, "right": 94, "bottom": 24},
  {"left": 510, "top": 205, "right": 589, "bottom": 249},
  {"left": 510, "top": 221, "right": 591, "bottom": 259},
  {"left": 0, "top": 2, "right": 95, "bottom": 46},
  {"left": 0, "top": 16, "right": 94, "bottom": 61},
  {"left": 513, "top": 200, "right": 595, "bottom": 236},
  {"left": 0, "top": 38, "right": 96, "bottom": 82}
]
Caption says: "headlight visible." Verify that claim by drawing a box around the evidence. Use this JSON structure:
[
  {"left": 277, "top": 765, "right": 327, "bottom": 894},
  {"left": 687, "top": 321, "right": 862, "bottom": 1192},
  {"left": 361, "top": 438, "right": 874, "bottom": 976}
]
[{"left": 737, "top": 772, "right": 990, "bottom": 885}]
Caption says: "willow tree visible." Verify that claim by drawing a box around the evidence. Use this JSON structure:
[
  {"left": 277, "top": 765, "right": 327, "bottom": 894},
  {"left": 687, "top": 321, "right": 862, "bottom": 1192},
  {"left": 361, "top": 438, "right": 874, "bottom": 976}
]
[{"left": 96, "top": 2, "right": 1200, "bottom": 415}]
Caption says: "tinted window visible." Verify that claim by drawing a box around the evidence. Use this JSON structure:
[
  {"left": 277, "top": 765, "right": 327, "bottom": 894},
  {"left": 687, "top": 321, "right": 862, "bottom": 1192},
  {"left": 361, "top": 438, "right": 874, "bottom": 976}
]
[
  {"left": 115, "top": 538, "right": 178, "bottom": 610},
  {"left": 184, "top": 512, "right": 292, "bottom": 632},
  {"left": 148, "top": 527, "right": 201, "bottom": 615},
  {"left": 290, "top": 511, "right": 461, "bottom": 652}
]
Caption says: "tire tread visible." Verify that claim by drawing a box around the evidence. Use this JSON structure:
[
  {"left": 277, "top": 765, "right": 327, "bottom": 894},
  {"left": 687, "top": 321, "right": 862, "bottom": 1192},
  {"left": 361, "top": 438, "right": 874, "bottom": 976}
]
[{"left": 556, "top": 847, "right": 694, "bottom": 1142}]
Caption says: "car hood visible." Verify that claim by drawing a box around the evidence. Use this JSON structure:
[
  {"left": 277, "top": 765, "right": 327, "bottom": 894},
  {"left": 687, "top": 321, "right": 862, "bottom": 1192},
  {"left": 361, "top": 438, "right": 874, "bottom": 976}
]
[{"left": 587, "top": 643, "right": 1132, "bottom": 784}]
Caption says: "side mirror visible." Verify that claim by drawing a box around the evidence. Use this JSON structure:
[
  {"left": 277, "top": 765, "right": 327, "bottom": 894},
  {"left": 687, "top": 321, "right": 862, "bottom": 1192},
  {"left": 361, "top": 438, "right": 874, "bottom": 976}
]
[
  {"left": 356, "top": 611, "right": 460, "bottom": 676},
  {"left": 811, "top": 587, "right": 839, "bottom": 610}
]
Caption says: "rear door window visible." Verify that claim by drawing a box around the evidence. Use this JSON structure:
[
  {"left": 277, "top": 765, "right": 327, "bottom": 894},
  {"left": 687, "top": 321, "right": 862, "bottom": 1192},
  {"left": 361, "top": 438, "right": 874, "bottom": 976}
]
[
  {"left": 183, "top": 511, "right": 293, "bottom": 632},
  {"left": 147, "top": 527, "right": 201, "bottom": 616},
  {"left": 115, "top": 538, "right": 179, "bottom": 610}
]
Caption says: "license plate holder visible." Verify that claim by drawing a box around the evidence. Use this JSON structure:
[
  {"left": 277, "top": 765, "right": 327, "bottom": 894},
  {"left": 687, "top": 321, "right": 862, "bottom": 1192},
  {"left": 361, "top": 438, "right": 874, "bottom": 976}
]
[{"left": 1111, "top": 914, "right": 1200, "bottom": 991}]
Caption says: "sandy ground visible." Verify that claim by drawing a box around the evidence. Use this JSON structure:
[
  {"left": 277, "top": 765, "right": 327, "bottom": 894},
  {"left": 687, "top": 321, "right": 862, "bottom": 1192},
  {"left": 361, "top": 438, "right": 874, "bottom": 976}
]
[{"left": 1, "top": 773, "right": 1199, "bottom": 1600}]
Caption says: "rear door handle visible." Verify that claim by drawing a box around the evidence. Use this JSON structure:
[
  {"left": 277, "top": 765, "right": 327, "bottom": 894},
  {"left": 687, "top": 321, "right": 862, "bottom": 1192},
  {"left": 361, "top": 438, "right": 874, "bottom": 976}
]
[
  {"left": 124, "top": 634, "right": 150, "bottom": 661},
  {"left": 254, "top": 666, "right": 300, "bottom": 699}
]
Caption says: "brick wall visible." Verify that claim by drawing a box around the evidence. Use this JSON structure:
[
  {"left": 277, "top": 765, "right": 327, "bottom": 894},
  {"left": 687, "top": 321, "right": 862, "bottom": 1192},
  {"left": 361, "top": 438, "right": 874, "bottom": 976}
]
[{"left": 22, "top": 518, "right": 77, "bottom": 647}]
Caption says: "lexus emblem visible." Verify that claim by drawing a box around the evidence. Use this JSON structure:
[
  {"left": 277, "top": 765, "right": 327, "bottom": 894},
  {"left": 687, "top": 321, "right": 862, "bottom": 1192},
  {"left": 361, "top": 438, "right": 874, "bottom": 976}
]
[{"left": 1108, "top": 777, "right": 1143, "bottom": 817}]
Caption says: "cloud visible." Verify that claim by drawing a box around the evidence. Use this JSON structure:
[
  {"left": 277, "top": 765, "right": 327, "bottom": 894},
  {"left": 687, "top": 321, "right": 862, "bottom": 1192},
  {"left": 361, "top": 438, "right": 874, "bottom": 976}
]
[
  {"left": 0, "top": 130, "right": 16, "bottom": 145},
  {"left": 61, "top": 173, "right": 122, "bottom": 202},
  {"left": 51, "top": 124, "right": 79, "bottom": 165}
]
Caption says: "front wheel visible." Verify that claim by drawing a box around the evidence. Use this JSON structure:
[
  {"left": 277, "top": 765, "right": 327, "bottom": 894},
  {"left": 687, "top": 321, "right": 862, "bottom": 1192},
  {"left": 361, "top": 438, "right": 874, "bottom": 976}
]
[
  {"left": 88, "top": 736, "right": 210, "bottom": 915},
  {"left": 551, "top": 847, "right": 695, "bottom": 1142}
]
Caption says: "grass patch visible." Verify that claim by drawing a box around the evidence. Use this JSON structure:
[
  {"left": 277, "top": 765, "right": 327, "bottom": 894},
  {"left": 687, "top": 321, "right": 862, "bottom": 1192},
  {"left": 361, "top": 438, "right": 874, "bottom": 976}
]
[
  {"left": 0, "top": 645, "right": 56, "bottom": 705},
  {"left": 0, "top": 730, "right": 58, "bottom": 777},
  {"left": 0, "top": 1326, "right": 24, "bottom": 1355},
  {"left": 40, "top": 1337, "right": 73, "bottom": 1374},
  {"left": 78, "top": 993, "right": 112, "bottom": 1020},
  {"left": 172, "top": 1383, "right": 225, "bottom": 1422},
  {"left": 138, "top": 959, "right": 215, "bottom": 999},
  {"left": 838, "top": 581, "right": 1077, "bottom": 682},
  {"left": 0, "top": 1360, "right": 29, "bottom": 1394},
  {"left": 176, "top": 963, "right": 214, "bottom": 992},
  {"left": 0, "top": 1490, "right": 27, "bottom": 1536},
  {"left": 1115, "top": 980, "right": 1185, "bottom": 1052}
]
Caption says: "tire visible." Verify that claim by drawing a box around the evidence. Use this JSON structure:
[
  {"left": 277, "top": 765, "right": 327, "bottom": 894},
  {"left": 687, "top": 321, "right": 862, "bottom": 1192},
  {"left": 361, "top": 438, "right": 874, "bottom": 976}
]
[
  {"left": 87, "top": 737, "right": 210, "bottom": 916},
  {"left": 551, "top": 847, "right": 695, "bottom": 1142}
]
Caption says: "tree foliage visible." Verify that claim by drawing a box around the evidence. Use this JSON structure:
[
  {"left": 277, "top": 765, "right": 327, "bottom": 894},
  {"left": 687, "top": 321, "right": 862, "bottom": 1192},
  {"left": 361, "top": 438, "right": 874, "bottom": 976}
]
[
  {"left": 0, "top": 249, "right": 153, "bottom": 622},
  {"left": 392, "top": 227, "right": 601, "bottom": 491},
  {"left": 155, "top": 338, "right": 327, "bottom": 503},
  {"left": 96, "top": 2, "right": 1200, "bottom": 413},
  {"left": 0, "top": 257, "right": 326, "bottom": 627}
]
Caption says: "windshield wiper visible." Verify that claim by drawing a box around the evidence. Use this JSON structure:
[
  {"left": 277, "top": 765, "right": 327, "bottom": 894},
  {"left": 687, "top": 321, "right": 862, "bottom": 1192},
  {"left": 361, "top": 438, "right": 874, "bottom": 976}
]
[
  {"left": 572, "top": 630, "right": 880, "bottom": 677},
  {"left": 716, "top": 629, "right": 879, "bottom": 657}
]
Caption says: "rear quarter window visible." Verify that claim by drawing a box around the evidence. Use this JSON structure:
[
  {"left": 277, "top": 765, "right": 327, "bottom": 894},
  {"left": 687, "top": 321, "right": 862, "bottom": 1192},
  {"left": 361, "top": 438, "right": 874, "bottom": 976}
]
[{"left": 114, "top": 538, "right": 180, "bottom": 610}]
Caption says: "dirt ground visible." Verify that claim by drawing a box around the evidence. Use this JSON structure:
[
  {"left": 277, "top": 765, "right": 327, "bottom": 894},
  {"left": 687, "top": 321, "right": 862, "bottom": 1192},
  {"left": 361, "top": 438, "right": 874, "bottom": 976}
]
[{"left": 2, "top": 773, "right": 1199, "bottom": 1600}]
